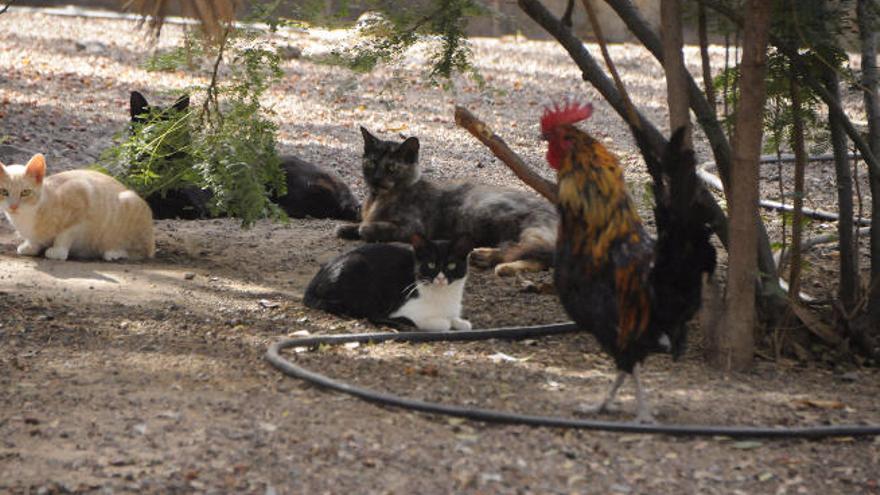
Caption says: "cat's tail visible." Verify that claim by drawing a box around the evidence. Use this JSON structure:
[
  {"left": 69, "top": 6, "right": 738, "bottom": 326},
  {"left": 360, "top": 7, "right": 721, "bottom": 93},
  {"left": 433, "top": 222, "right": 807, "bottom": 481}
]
[{"left": 502, "top": 224, "right": 555, "bottom": 267}]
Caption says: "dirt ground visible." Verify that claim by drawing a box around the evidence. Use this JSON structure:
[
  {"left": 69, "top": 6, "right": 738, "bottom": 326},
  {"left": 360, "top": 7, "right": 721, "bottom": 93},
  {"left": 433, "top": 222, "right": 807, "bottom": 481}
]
[{"left": 2, "top": 8, "right": 880, "bottom": 495}]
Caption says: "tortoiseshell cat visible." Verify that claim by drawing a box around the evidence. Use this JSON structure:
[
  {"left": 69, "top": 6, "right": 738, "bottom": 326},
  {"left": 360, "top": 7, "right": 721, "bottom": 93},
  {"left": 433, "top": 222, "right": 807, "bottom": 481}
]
[{"left": 336, "top": 127, "right": 557, "bottom": 275}]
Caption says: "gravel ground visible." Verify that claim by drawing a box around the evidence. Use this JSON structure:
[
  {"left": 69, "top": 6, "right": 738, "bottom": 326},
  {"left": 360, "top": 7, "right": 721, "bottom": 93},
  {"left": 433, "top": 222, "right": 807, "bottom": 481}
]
[{"left": 1, "top": 9, "right": 879, "bottom": 495}]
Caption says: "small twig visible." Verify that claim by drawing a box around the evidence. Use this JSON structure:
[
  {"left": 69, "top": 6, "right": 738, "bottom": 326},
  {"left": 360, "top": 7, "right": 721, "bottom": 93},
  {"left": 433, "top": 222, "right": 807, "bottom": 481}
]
[
  {"left": 0, "top": 0, "right": 16, "bottom": 15},
  {"left": 852, "top": 145, "right": 865, "bottom": 249},
  {"left": 454, "top": 106, "right": 557, "bottom": 204},
  {"left": 201, "top": 25, "right": 231, "bottom": 127},
  {"left": 774, "top": 228, "right": 872, "bottom": 267},
  {"left": 580, "top": 0, "right": 640, "bottom": 130},
  {"left": 561, "top": 0, "right": 575, "bottom": 28}
]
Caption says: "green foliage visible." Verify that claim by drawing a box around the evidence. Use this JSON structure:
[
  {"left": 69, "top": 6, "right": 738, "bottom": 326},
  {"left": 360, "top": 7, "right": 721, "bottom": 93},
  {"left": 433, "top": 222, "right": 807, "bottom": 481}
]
[
  {"left": 102, "top": 28, "right": 286, "bottom": 227},
  {"left": 143, "top": 33, "right": 205, "bottom": 72},
  {"left": 712, "top": 0, "right": 859, "bottom": 155},
  {"left": 312, "top": 0, "right": 486, "bottom": 85}
]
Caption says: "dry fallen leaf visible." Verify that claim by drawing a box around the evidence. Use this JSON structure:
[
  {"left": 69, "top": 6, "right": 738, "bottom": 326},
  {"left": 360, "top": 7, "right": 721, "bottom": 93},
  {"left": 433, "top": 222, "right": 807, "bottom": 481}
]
[{"left": 791, "top": 398, "right": 846, "bottom": 410}]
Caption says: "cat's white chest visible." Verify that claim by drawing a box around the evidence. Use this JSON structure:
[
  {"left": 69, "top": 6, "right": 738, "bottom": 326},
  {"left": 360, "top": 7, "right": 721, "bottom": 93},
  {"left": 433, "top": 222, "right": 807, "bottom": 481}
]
[
  {"left": 4, "top": 208, "right": 38, "bottom": 240},
  {"left": 391, "top": 278, "right": 467, "bottom": 331}
]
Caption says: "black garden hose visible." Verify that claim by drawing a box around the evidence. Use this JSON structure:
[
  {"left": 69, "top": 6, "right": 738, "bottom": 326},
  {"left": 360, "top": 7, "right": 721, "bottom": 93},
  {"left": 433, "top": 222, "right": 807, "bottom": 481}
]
[{"left": 266, "top": 323, "right": 880, "bottom": 438}]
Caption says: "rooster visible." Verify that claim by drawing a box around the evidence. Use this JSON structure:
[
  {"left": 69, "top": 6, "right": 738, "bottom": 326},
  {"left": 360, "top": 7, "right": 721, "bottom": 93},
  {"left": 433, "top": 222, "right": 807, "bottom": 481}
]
[{"left": 542, "top": 101, "right": 716, "bottom": 422}]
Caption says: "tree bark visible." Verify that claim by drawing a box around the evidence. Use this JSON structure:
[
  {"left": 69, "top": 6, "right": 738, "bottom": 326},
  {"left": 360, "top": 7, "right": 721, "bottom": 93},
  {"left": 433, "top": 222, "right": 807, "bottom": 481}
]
[
  {"left": 858, "top": 0, "right": 880, "bottom": 331},
  {"left": 713, "top": 0, "right": 772, "bottom": 371},
  {"left": 661, "top": 0, "right": 691, "bottom": 143},
  {"left": 789, "top": 76, "right": 806, "bottom": 299},
  {"left": 823, "top": 69, "right": 859, "bottom": 312},
  {"left": 600, "top": 0, "right": 783, "bottom": 298}
]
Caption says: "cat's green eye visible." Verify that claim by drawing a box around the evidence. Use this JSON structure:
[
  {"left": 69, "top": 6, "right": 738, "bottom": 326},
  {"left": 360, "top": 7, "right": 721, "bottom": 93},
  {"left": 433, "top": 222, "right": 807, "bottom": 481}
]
[
  {"left": 20, "top": 189, "right": 31, "bottom": 197},
  {"left": 447, "top": 263, "right": 456, "bottom": 270},
  {"left": 427, "top": 262, "right": 436, "bottom": 269},
  {"left": 0, "top": 188, "right": 8, "bottom": 196}
]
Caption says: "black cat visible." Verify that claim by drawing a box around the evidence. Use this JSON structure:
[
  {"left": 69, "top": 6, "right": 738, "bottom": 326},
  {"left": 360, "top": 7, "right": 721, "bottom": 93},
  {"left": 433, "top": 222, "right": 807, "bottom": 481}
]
[
  {"left": 129, "top": 91, "right": 360, "bottom": 221},
  {"left": 304, "top": 234, "right": 473, "bottom": 331},
  {"left": 336, "top": 127, "right": 557, "bottom": 276}
]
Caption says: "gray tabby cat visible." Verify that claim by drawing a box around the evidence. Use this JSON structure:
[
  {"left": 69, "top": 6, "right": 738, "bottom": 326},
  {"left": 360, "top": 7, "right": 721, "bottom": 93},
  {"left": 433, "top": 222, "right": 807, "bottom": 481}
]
[{"left": 336, "top": 127, "right": 557, "bottom": 275}]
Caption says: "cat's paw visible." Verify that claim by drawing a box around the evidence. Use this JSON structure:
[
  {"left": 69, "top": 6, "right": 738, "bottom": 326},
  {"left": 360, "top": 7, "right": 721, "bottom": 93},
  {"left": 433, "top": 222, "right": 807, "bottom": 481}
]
[
  {"left": 16, "top": 241, "right": 42, "bottom": 256},
  {"left": 418, "top": 318, "right": 452, "bottom": 332},
  {"left": 335, "top": 223, "right": 361, "bottom": 240},
  {"left": 44, "top": 246, "right": 69, "bottom": 260},
  {"left": 451, "top": 317, "right": 472, "bottom": 331},
  {"left": 358, "top": 222, "right": 398, "bottom": 242},
  {"left": 469, "top": 247, "right": 502, "bottom": 268},
  {"left": 103, "top": 250, "right": 129, "bottom": 261}
]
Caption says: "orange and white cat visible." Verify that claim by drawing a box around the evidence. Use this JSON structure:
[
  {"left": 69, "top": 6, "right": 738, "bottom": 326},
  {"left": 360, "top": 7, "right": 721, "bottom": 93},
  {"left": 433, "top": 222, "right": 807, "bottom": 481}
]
[{"left": 0, "top": 153, "right": 155, "bottom": 261}]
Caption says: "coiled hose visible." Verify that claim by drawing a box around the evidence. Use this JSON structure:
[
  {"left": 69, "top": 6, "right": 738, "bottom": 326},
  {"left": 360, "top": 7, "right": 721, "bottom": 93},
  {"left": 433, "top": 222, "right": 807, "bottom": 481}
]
[{"left": 266, "top": 322, "right": 880, "bottom": 438}]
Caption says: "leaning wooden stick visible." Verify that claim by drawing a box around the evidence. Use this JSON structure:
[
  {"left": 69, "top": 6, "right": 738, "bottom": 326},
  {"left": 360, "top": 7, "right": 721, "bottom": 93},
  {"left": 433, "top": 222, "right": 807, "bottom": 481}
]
[{"left": 453, "top": 106, "right": 558, "bottom": 204}]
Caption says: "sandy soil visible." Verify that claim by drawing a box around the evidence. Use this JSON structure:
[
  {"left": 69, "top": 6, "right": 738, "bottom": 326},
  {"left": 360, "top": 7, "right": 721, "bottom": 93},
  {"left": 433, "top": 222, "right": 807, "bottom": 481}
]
[{"left": 2, "top": 8, "right": 879, "bottom": 495}]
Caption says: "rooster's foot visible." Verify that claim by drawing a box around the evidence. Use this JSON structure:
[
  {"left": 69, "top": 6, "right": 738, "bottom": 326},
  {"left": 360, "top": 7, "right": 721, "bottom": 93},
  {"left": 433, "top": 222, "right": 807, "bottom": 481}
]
[
  {"left": 573, "top": 401, "right": 619, "bottom": 416},
  {"left": 633, "top": 409, "right": 656, "bottom": 424}
]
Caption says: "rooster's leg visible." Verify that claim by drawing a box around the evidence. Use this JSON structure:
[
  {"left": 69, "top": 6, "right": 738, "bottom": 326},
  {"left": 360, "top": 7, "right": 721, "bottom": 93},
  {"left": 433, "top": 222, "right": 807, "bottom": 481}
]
[
  {"left": 632, "top": 363, "right": 656, "bottom": 424},
  {"left": 575, "top": 371, "right": 626, "bottom": 415}
]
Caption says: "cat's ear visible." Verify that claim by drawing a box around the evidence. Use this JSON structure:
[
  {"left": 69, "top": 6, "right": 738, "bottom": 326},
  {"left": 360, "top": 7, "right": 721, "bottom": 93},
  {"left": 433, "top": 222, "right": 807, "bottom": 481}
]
[
  {"left": 25, "top": 154, "right": 46, "bottom": 184},
  {"left": 130, "top": 91, "right": 149, "bottom": 120},
  {"left": 172, "top": 94, "right": 190, "bottom": 112},
  {"left": 360, "top": 126, "right": 379, "bottom": 152},
  {"left": 452, "top": 236, "right": 474, "bottom": 259},
  {"left": 395, "top": 137, "right": 420, "bottom": 164}
]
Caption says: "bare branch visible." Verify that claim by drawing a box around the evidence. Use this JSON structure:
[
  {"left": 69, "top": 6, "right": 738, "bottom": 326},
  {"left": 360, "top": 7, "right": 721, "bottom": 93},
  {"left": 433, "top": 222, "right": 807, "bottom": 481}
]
[
  {"left": 0, "top": 0, "right": 16, "bottom": 15},
  {"left": 454, "top": 106, "right": 558, "bottom": 204}
]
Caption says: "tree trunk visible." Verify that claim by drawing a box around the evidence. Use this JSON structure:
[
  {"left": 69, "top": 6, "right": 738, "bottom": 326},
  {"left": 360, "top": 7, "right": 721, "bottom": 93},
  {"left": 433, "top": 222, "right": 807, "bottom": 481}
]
[
  {"left": 823, "top": 69, "right": 859, "bottom": 312},
  {"left": 661, "top": 0, "right": 691, "bottom": 142},
  {"left": 601, "top": 0, "right": 785, "bottom": 314},
  {"left": 712, "top": 0, "right": 772, "bottom": 371},
  {"left": 858, "top": 0, "right": 880, "bottom": 331},
  {"left": 789, "top": 75, "right": 807, "bottom": 299}
]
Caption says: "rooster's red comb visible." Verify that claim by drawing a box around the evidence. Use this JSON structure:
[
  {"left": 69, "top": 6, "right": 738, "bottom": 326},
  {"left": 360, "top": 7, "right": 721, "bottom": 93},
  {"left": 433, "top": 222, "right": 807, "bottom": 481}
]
[{"left": 541, "top": 100, "right": 593, "bottom": 135}]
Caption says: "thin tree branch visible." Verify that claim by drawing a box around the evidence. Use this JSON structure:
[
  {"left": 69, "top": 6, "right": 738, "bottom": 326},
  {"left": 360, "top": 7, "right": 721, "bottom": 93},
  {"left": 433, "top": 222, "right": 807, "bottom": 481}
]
[
  {"left": 600, "top": 0, "right": 784, "bottom": 288},
  {"left": 516, "top": 0, "right": 729, "bottom": 247},
  {"left": 698, "top": 0, "right": 880, "bottom": 181},
  {"left": 698, "top": 2, "right": 716, "bottom": 113},
  {"left": 602, "top": 0, "right": 733, "bottom": 187},
  {"left": 454, "top": 106, "right": 558, "bottom": 204},
  {"left": 0, "top": 0, "right": 15, "bottom": 15},
  {"left": 580, "top": 0, "right": 640, "bottom": 128}
]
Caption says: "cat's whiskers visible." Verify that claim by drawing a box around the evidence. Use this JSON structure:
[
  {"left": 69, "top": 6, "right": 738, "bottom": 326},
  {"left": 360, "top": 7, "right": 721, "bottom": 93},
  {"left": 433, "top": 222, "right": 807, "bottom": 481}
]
[{"left": 400, "top": 281, "right": 421, "bottom": 299}]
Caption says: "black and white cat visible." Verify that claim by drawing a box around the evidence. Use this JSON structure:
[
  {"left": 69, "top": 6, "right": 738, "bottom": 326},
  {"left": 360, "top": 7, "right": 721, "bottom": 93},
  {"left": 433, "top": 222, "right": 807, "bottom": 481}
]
[
  {"left": 303, "top": 234, "right": 474, "bottom": 331},
  {"left": 336, "top": 127, "right": 557, "bottom": 276}
]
